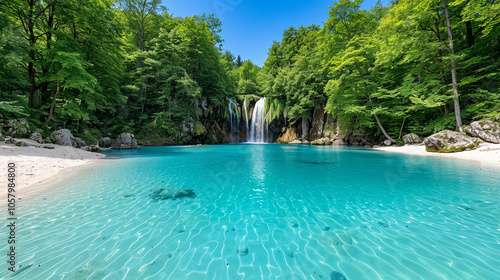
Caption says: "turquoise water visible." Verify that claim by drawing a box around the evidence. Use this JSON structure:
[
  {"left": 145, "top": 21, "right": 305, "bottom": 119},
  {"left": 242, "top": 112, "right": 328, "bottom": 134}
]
[{"left": 2, "top": 144, "right": 500, "bottom": 279}]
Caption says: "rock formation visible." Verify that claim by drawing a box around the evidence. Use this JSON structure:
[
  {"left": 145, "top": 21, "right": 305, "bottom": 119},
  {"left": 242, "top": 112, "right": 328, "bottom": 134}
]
[
  {"left": 424, "top": 130, "right": 480, "bottom": 153},
  {"left": 111, "top": 133, "right": 138, "bottom": 149},
  {"left": 50, "top": 129, "right": 86, "bottom": 148},
  {"left": 99, "top": 137, "right": 112, "bottom": 148},
  {"left": 402, "top": 133, "right": 421, "bottom": 145},
  {"left": 463, "top": 120, "right": 500, "bottom": 144}
]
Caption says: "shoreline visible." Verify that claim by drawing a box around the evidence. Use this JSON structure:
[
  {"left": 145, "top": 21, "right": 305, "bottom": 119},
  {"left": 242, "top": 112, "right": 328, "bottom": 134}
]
[
  {"left": 0, "top": 139, "right": 105, "bottom": 191},
  {"left": 372, "top": 142, "right": 500, "bottom": 168}
]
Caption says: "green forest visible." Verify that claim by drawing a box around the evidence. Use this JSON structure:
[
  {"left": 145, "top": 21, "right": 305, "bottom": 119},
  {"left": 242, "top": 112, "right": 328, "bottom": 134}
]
[{"left": 1, "top": 0, "right": 499, "bottom": 145}]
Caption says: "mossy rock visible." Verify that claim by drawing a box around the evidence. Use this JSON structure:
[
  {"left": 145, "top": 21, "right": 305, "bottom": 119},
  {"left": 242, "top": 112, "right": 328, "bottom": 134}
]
[{"left": 424, "top": 130, "right": 480, "bottom": 153}]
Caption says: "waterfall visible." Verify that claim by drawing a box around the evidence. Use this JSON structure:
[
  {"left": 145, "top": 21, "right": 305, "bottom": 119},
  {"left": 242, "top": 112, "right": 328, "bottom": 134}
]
[
  {"left": 228, "top": 98, "right": 239, "bottom": 142},
  {"left": 243, "top": 98, "right": 249, "bottom": 140},
  {"left": 248, "top": 97, "right": 268, "bottom": 143}
]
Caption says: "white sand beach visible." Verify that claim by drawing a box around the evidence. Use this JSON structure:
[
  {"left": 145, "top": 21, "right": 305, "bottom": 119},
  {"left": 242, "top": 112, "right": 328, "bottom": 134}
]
[
  {"left": 0, "top": 139, "right": 104, "bottom": 191},
  {"left": 374, "top": 142, "right": 500, "bottom": 168}
]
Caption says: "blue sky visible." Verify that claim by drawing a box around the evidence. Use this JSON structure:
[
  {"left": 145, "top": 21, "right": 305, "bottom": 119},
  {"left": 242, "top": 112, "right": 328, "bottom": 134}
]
[{"left": 162, "top": 1, "right": 386, "bottom": 66}]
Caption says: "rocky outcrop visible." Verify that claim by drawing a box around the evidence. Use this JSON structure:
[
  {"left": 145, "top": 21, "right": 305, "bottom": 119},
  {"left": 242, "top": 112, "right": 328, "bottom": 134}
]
[
  {"left": 276, "top": 127, "right": 298, "bottom": 143},
  {"left": 424, "top": 130, "right": 480, "bottom": 153},
  {"left": 310, "top": 105, "right": 325, "bottom": 140},
  {"left": 289, "top": 140, "right": 302, "bottom": 144},
  {"left": 463, "top": 120, "right": 500, "bottom": 144},
  {"left": 49, "top": 129, "right": 87, "bottom": 148},
  {"left": 81, "top": 145, "right": 101, "bottom": 153},
  {"left": 0, "top": 131, "right": 4, "bottom": 141},
  {"left": 403, "top": 133, "right": 421, "bottom": 145},
  {"left": 311, "top": 137, "right": 333, "bottom": 145},
  {"left": 345, "top": 133, "right": 370, "bottom": 146},
  {"left": 99, "top": 137, "right": 111, "bottom": 148},
  {"left": 74, "top": 137, "right": 87, "bottom": 148},
  {"left": 111, "top": 133, "right": 138, "bottom": 149},
  {"left": 301, "top": 119, "right": 309, "bottom": 143},
  {"left": 30, "top": 132, "right": 43, "bottom": 143},
  {"left": 331, "top": 139, "right": 345, "bottom": 146},
  {"left": 3, "top": 119, "right": 31, "bottom": 138},
  {"left": 322, "top": 114, "right": 338, "bottom": 139},
  {"left": 50, "top": 129, "right": 73, "bottom": 146},
  {"left": 4, "top": 136, "right": 15, "bottom": 144},
  {"left": 384, "top": 140, "right": 392, "bottom": 146}
]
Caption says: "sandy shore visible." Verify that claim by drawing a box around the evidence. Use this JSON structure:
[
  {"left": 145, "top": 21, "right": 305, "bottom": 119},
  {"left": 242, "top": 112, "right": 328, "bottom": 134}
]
[
  {"left": 373, "top": 142, "right": 500, "bottom": 168},
  {"left": 0, "top": 139, "right": 105, "bottom": 191}
]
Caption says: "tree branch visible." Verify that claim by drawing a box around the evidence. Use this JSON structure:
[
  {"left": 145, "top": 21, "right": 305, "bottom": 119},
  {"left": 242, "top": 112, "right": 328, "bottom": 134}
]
[{"left": 431, "top": 55, "right": 452, "bottom": 70}]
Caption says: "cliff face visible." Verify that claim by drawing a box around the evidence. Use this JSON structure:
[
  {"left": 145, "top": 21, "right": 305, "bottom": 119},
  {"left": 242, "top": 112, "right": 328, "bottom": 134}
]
[{"left": 274, "top": 110, "right": 374, "bottom": 146}]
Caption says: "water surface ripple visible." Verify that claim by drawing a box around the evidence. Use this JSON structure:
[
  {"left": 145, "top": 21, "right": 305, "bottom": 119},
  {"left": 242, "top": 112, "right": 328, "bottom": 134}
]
[{"left": 2, "top": 144, "right": 499, "bottom": 279}]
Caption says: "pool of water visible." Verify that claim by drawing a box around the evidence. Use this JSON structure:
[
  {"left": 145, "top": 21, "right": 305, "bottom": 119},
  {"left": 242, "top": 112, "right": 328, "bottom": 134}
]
[{"left": 2, "top": 144, "right": 500, "bottom": 279}]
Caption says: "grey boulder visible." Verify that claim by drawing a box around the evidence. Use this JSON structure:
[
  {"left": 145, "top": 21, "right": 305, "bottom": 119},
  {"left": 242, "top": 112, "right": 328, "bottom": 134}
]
[
  {"left": 424, "top": 130, "right": 480, "bottom": 153},
  {"left": 50, "top": 129, "right": 86, "bottom": 148},
  {"left": 463, "top": 120, "right": 500, "bottom": 144},
  {"left": 99, "top": 137, "right": 111, "bottom": 148},
  {"left": 111, "top": 133, "right": 138, "bottom": 149},
  {"left": 30, "top": 132, "right": 44, "bottom": 143},
  {"left": 402, "top": 133, "right": 421, "bottom": 145},
  {"left": 5, "top": 136, "right": 16, "bottom": 144},
  {"left": 50, "top": 129, "right": 74, "bottom": 146}
]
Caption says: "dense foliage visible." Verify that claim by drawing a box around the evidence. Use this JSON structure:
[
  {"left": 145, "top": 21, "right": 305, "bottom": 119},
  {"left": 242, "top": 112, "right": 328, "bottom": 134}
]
[
  {"left": 1, "top": 0, "right": 499, "bottom": 143},
  {"left": 259, "top": 0, "right": 500, "bottom": 140}
]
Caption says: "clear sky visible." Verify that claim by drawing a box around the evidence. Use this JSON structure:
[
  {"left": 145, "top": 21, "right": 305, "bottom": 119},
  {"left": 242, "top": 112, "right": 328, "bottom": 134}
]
[{"left": 162, "top": 1, "right": 386, "bottom": 66}]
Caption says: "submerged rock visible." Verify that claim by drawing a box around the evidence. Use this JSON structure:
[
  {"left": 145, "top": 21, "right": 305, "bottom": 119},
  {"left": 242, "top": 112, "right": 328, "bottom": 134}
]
[
  {"left": 463, "top": 120, "right": 500, "bottom": 144},
  {"left": 236, "top": 247, "right": 249, "bottom": 256},
  {"left": 111, "top": 133, "right": 138, "bottom": 149},
  {"left": 424, "top": 130, "right": 480, "bottom": 153},
  {"left": 330, "top": 271, "right": 347, "bottom": 280},
  {"left": 149, "top": 188, "right": 196, "bottom": 200}
]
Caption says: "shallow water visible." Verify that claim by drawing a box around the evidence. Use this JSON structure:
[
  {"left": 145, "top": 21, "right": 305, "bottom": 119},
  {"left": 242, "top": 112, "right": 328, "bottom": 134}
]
[{"left": 2, "top": 144, "right": 500, "bottom": 279}]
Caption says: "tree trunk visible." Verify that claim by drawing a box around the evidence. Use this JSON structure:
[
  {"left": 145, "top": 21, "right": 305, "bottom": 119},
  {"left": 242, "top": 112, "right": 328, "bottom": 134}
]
[
  {"left": 44, "top": 80, "right": 60, "bottom": 127},
  {"left": 444, "top": 0, "right": 463, "bottom": 129},
  {"left": 27, "top": 2, "right": 37, "bottom": 108},
  {"left": 374, "top": 113, "right": 396, "bottom": 143}
]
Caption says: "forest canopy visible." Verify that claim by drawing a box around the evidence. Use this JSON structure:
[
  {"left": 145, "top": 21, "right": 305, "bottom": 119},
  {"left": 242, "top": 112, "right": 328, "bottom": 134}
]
[{"left": 1, "top": 0, "right": 499, "bottom": 144}]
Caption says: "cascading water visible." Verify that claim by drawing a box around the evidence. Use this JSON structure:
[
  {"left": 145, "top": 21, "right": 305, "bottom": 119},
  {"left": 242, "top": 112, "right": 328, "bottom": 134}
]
[
  {"left": 243, "top": 98, "right": 249, "bottom": 140},
  {"left": 228, "top": 98, "right": 240, "bottom": 142},
  {"left": 248, "top": 97, "right": 268, "bottom": 143}
]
